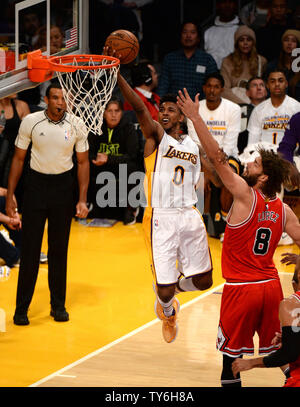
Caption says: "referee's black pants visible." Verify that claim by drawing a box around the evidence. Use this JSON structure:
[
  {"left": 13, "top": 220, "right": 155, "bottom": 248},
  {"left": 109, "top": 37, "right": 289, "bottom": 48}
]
[{"left": 15, "top": 169, "right": 74, "bottom": 315}]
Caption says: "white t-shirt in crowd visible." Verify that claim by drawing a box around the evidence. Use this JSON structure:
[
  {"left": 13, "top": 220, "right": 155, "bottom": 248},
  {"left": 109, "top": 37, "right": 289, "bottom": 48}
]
[
  {"left": 187, "top": 98, "right": 241, "bottom": 158},
  {"left": 204, "top": 16, "right": 240, "bottom": 69},
  {"left": 247, "top": 96, "right": 300, "bottom": 146}
]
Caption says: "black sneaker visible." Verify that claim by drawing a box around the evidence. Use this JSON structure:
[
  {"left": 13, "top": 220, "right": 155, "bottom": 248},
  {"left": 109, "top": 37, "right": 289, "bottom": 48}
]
[
  {"left": 50, "top": 308, "right": 69, "bottom": 322},
  {"left": 123, "top": 207, "right": 139, "bottom": 226},
  {"left": 13, "top": 313, "right": 29, "bottom": 326}
]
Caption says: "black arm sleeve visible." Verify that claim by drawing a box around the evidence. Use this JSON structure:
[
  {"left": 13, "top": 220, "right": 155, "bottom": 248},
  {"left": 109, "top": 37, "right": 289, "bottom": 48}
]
[{"left": 263, "top": 326, "right": 300, "bottom": 368}]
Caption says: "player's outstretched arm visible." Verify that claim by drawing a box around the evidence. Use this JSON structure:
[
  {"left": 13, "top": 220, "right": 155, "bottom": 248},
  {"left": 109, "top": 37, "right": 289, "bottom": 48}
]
[
  {"left": 117, "top": 72, "right": 163, "bottom": 143},
  {"left": 177, "top": 88, "right": 250, "bottom": 200}
]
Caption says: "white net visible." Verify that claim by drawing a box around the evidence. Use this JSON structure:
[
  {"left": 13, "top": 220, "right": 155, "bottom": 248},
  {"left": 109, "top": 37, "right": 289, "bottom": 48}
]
[{"left": 54, "top": 56, "right": 119, "bottom": 137}]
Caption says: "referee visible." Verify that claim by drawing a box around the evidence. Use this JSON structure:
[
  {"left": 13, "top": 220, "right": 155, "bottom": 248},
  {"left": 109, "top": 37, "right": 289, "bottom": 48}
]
[{"left": 6, "top": 83, "right": 89, "bottom": 326}]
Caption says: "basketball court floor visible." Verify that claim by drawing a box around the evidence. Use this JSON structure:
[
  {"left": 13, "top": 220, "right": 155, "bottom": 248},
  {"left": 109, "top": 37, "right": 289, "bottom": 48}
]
[
  {"left": 0, "top": 219, "right": 297, "bottom": 388},
  {"left": 0, "top": 0, "right": 298, "bottom": 391}
]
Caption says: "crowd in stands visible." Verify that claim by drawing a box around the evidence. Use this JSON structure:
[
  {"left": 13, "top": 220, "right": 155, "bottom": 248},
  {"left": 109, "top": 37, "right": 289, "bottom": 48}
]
[{"left": 0, "top": 0, "right": 300, "bottom": 270}]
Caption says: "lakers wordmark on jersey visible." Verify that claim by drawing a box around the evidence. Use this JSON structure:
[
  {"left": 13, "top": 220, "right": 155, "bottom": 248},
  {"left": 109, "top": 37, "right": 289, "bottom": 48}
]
[{"left": 144, "top": 133, "right": 200, "bottom": 208}]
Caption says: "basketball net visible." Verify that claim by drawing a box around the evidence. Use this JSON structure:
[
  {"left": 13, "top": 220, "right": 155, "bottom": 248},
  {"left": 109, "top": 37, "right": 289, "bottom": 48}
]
[{"left": 54, "top": 56, "right": 119, "bottom": 136}]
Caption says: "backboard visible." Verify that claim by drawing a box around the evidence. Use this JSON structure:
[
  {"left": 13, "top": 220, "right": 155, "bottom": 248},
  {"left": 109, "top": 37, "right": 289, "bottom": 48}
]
[{"left": 0, "top": 0, "right": 89, "bottom": 98}]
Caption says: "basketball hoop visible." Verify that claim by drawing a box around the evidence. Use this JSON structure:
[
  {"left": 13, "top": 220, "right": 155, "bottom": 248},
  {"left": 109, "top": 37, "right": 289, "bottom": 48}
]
[{"left": 27, "top": 50, "right": 120, "bottom": 136}]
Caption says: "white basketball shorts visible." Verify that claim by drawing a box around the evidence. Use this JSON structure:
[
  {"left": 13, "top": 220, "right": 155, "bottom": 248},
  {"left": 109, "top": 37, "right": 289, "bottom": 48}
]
[{"left": 143, "top": 206, "right": 212, "bottom": 285}]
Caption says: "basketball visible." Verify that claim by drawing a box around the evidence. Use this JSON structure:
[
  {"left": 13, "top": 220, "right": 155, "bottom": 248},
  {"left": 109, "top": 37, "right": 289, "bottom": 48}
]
[{"left": 105, "top": 30, "right": 139, "bottom": 64}]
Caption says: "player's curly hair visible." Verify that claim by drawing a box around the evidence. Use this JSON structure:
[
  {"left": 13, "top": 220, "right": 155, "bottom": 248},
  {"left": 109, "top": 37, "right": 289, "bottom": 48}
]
[
  {"left": 259, "top": 147, "right": 291, "bottom": 198},
  {"left": 159, "top": 94, "right": 178, "bottom": 106}
]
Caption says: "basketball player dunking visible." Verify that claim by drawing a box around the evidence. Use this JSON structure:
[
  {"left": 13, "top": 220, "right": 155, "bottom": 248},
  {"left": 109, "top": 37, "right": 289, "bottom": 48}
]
[
  {"left": 116, "top": 68, "right": 219, "bottom": 344},
  {"left": 177, "top": 88, "right": 300, "bottom": 387}
]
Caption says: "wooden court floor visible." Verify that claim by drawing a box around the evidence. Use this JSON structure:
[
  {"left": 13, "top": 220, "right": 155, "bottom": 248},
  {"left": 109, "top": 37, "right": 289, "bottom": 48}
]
[{"left": 0, "top": 219, "right": 298, "bottom": 388}]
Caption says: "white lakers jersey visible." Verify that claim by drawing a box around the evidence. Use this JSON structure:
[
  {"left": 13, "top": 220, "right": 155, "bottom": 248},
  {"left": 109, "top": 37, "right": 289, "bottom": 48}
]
[
  {"left": 144, "top": 132, "right": 200, "bottom": 208},
  {"left": 247, "top": 96, "right": 300, "bottom": 146}
]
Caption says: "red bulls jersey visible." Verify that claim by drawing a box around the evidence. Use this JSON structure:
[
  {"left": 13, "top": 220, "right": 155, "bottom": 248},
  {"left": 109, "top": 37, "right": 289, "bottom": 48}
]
[{"left": 222, "top": 189, "right": 285, "bottom": 283}]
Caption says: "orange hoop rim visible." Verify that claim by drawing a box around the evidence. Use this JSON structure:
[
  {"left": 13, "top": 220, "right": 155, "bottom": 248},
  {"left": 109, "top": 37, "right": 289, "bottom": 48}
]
[
  {"left": 48, "top": 54, "right": 120, "bottom": 72},
  {"left": 27, "top": 50, "right": 120, "bottom": 83}
]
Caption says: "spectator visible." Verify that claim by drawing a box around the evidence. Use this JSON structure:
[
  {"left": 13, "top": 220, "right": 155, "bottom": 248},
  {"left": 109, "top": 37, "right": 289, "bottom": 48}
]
[
  {"left": 19, "top": 10, "right": 42, "bottom": 50},
  {"left": 247, "top": 69, "right": 300, "bottom": 147},
  {"left": 157, "top": 20, "right": 218, "bottom": 101},
  {"left": 220, "top": 25, "right": 267, "bottom": 104},
  {"left": 187, "top": 72, "right": 240, "bottom": 158},
  {"left": 0, "top": 189, "right": 21, "bottom": 270},
  {"left": 0, "top": 94, "right": 30, "bottom": 209},
  {"left": 265, "top": 29, "right": 300, "bottom": 97},
  {"left": 256, "top": 0, "right": 295, "bottom": 63},
  {"left": 187, "top": 72, "right": 241, "bottom": 238},
  {"left": 204, "top": 0, "right": 241, "bottom": 69},
  {"left": 35, "top": 25, "right": 65, "bottom": 55},
  {"left": 278, "top": 111, "right": 300, "bottom": 163},
  {"left": 239, "top": 0, "right": 271, "bottom": 31},
  {"left": 278, "top": 112, "right": 300, "bottom": 198},
  {"left": 238, "top": 76, "right": 268, "bottom": 153},
  {"left": 88, "top": 98, "right": 140, "bottom": 225},
  {"left": 124, "top": 61, "right": 160, "bottom": 121}
]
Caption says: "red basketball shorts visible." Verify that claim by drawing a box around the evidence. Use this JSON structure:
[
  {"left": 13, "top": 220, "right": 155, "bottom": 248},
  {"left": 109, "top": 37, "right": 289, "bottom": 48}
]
[{"left": 216, "top": 279, "right": 283, "bottom": 357}]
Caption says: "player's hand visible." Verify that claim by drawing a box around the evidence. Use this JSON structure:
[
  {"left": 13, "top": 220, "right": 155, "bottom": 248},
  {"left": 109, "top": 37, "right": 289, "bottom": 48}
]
[
  {"left": 176, "top": 89, "right": 200, "bottom": 121},
  {"left": 271, "top": 331, "right": 282, "bottom": 347},
  {"left": 7, "top": 212, "right": 21, "bottom": 230},
  {"left": 102, "top": 45, "right": 122, "bottom": 60},
  {"left": 284, "top": 162, "right": 300, "bottom": 190},
  {"left": 281, "top": 252, "right": 299, "bottom": 266},
  {"left": 232, "top": 358, "right": 253, "bottom": 377},
  {"left": 92, "top": 153, "right": 108, "bottom": 166},
  {"left": 5, "top": 195, "right": 18, "bottom": 218},
  {"left": 76, "top": 201, "right": 89, "bottom": 219}
]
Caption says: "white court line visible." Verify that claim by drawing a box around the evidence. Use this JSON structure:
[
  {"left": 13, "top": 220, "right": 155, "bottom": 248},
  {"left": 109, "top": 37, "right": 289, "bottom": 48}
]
[{"left": 29, "top": 282, "right": 225, "bottom": 387}]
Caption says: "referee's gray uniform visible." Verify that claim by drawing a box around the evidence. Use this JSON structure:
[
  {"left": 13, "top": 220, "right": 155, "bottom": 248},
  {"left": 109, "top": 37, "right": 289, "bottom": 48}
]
[{"left": 14, "top": 110, "right": 88, "bottom": 315}]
